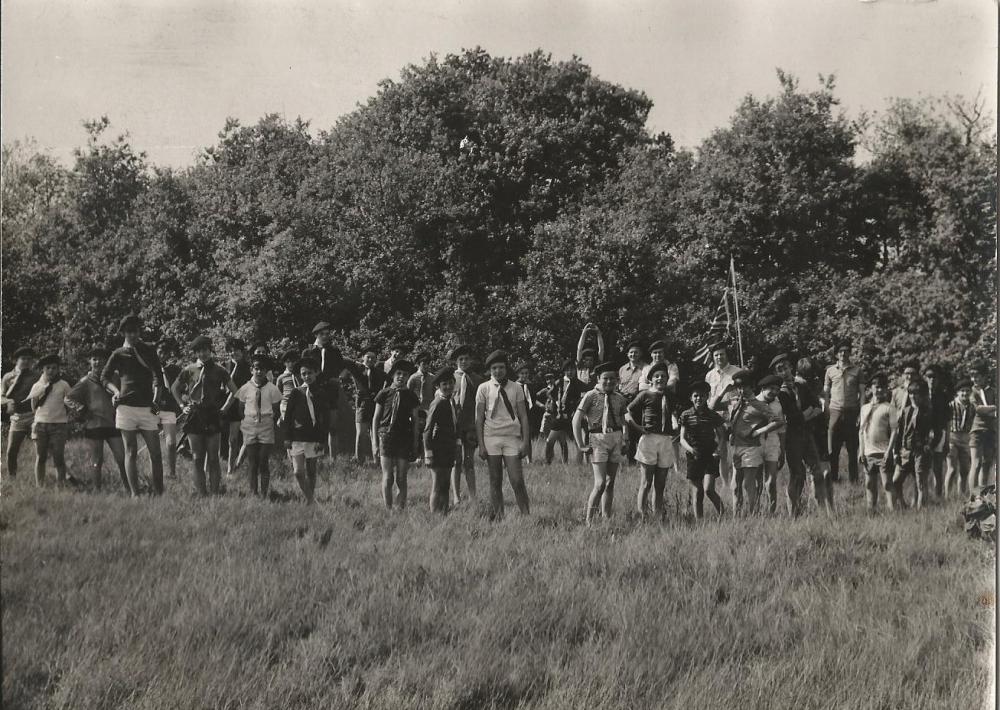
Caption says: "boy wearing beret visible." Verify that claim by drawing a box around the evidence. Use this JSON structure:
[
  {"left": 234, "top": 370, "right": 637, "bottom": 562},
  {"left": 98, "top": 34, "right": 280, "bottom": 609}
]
[
  {"left": 222, "top": 338, "right": 252, "bottom": 478},
  {"left": 858, "top": 373, "right": 900, "bottom": 511},
  {"left": 423, "top": 367, "right": 460, "bottom": 513},
  {"left": 2, "top": 345, "right": 38, "bottom": 478},
  {"left": 944, "top": 378, "right": 976, "bottom": 498},
  {"left": 282, "top": 358, "right": 332, "bottom": 504},
  {"left": 383, "top": 342, "right": 408, "bottom": 375},
  {"left": 573, "top": 362, "right": 628, "bottom": 524},
  {"left": 726, "top": 369, "right": 783, "bottom": 515},
  {"left": 66, "top": 347, "right": 128, "bottom": 489},
  {"left": 756, "top": 374, "right": 786, "bottom": 515},
  {"left": 476, "top": 350, "right": 531, "bottom": 518},
  {"left": 626, "top": 361, "right": 677, "bottom": 520},
  {"left": 156, "top": 338, "right": 183, "bottom": 480},
  {"left": 888, "top": 380, "right": 942, "bottom": 510},
  {"left": 102, "top": 314, "right": 167, "bottom": 496},
  {"left": 172, "top": 335, "right": 239, "bottom": 496},
  {"left": 922, "top": 364, "right": 951, "bottom": 499},
  {"left": 352, "top": 345, "right": 386, "bottom": 465},
  {"left": 226, "top": 356, "right": 282, "bottom": 497},
  {"left": 706, "top": 342, "right": 741, "bottom": 488},
  {"left": 28, "top": 354, "right": 72, "bottom": 486},
  {"left": 679, "top": 381, "right": 726, "bottom": 519},
  {"left": 544, "top": 359, "right": 586, "bottom": 465},
  {"left": 576, "top": 323, "right": 605, "bottom": 386},
  {"left": 640, "top": 340, "right": 680, "bottom": 393},
  {"left": 450, "top": 345, "right": 483, "bottom": 504},
  {"left": 372, "top": 360, "right": 421, "bottom": 509},
  {"left": 823, "top": 340, "right": 864, "bottom": 483}
]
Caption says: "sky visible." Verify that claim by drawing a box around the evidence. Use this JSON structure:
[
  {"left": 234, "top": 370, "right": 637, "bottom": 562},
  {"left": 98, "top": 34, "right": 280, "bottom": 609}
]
[{"left": 2, "top": 0, "right": 996, "bottom": 167}]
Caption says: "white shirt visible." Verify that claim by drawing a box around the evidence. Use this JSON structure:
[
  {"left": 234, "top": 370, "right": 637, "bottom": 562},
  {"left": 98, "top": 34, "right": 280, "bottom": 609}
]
[
  {"left": 236, "top": 379, "right": 282, "bottom": 424},
  {"left": 706, "top": 363, "right": 741, "bottom": 407},
  {"left": 28, "top": 377, "right": 71, "bottom": 424},
  {"left": 639, "top": 360, "right": 680, "bottom": 391},
  {"left": 476, "top": 378, "right": 525, "bottom": 438}
]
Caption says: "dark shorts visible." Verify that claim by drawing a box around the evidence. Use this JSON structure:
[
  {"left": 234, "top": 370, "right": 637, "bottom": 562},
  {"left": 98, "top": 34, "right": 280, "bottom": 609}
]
[
  {"left": 182, "top": 404, "right": 224, "bottom": 437},
  {"left": 355, "top": 399, "right": 375, "bottom": 424},
  {"left": 548, "top": 417, "right": 572, "bottom": 433},
  {"left": 379, "top": 431, "right": 413, "bottom": 459},
  {"left": 427, "top": 442, "right": 457, "bottom": 470},
  {"left": 971, "top": 430, "right": 996, "bottom": 453},
  {"left": 457, "top": 428, "right": 478, "bottom": 448},
  {"left": 686, "top": 452, "right": 719, "bottom": 481},
  {"left": 85, "top": 426, "right": 120, "bottom": 441},
  {"left": 31, "top": 421, "right": 68, "bottom": 446}
]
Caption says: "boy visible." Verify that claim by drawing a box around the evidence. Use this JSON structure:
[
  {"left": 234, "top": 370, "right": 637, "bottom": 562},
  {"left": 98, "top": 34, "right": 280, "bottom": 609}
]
[
  {"left": 66, "top": 347, "right": 128, "bottom": 489},
  {"left": 626, "top": 361, "right": 675, "bottom": 520},
  {"left": 923, "top": 364, "right": 951, "bottom": 498},
  {"left": 171, "top": 335, "right": 239, "bottom": 496},
  {"left": 475, "top": 350, "right": 531, "bottom": 518},
  {"left": 449, "top": 345, "right": 482, "bottom": 504},
  {"left": 372, "top": 360, "right": 421, "bottom": 509},
  {"left": 282, "top": 358, "right": 332, "bottom": 504},
  {"left": 891, "top": 360, "right": 921, "bottom": 421},
  {"left": 823, "top": 340, "right": 864, "bottom": 483},
  {"left": 888, "top": 380, "right": 941, "bottom": 510},
  {"left": 618, "top": 340, "right": 647, "bottom": 464},
  {"left": 223, "top": 338, "right": 252, "bottom": 477},
  {"left": 515, "top": 362, "right": 541, "bottom": 462},
  {"left": 726, "top": 369, "right": 783, "bottom": 515},
  {"left": 858, "top": 373, "right": 899, "bottom": 511},
  {"left": 756, "top": 374, "right": 786, "bottom": 514},
  {"left": 28, "top": 354, "right": 72, "bottom": 486},
  {"left": 383, "top": 342, "right": 407, "bottom": 374},
  {"left": 545, "top": 359, "right": 585, "bottom": 464},
  {"left": 537, "top": 371, "right": 557, "bottom": 441},
  {"left": 353, "top": 345, "right": 385, "bottom": 465},
  {"left": 305, "top": 321, "right": 346, "bottom": 459},
  {"left": 228, "top": 356, "right": 282, "bottom": 497},
  {"left": 102, "top": 314, "right": 166, "bottom": 497},
  {"left": 2, "top": 346, "right": 39, "bottom": 478},
  {"left": 679, "top": 381, "right": 725, "bottom": 519},
  {"left": 276, "top": 349, "right": 301, "bottom": 399},
  {"left": 156, "top": 338, "right": 183, "bottom": 479},
  {"left": 970, "top": 362, "right": 996, "bottom": 488},
  {"left": 573, "top": 362, "right": 628, "bottom": 524},
  {"left": 706, "top": 342, "right": 740, "bottom": 488},
  {"left": 423, "top": 366, "right": 460, "bottom": 514},
  {"left": 407, "top": 351, "right": 436, "bottom": 436},
  {"left": 640, "top": 340, "right": 680, "bottom": 393},
  {"left": 944, "top": 378, "right": 976, "bottom": 498},
  {"left": 576, "top": 323, "right": 605, "bottom": 385}
]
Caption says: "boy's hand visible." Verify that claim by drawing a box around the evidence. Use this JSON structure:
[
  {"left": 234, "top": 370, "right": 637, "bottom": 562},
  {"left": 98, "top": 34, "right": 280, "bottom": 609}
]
[
  {"left": 580, "top": 444, "right": 593, "bottom": 455},
  {"left": 519, "top": 442, "right": 530, "bottom": 459},
  {"left": 478, "top": 448, "right": 488, "bottom": 461},
  {"left": 424, "top": 455, "right": 434, "bottom": 467},
  {"left": 111, "top": 393, "right": 122, "bottom": 407}
]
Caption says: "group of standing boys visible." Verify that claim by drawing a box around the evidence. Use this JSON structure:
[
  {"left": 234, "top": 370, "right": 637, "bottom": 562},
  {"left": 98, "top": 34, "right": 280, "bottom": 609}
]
[{"left": 3, "top": 317, "right": 996, "bottom": 523}]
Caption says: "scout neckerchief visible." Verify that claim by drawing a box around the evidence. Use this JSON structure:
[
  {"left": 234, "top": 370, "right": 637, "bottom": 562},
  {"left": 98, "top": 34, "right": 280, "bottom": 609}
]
[
  {"left": 659, "top": 389, "right": 669, "bottom": 434},
  {"left": 4, "top": 367, "right": 27, "bottom": 399},
  {"left": 601, "top": 390, "right": 617, "bottom": 432},
  {"left": 492, "top": 378, "right": 516, "bottom": 421},
  {"left": 387, "top": 385, "right": 404, "bottom": 430},
  {"left": 35, "top": 374, "right": 57, "bottom": 407},
  {"left": 251, "top": 377, "right": 267, "bottom": 423},
  {"left": 559, "top": 377, "right": 571, "bottom": 418},
  {"left": 456, "top": 369, "right": 467, "bottom": 408},
  {"left": 521, "top": 381, "right": 533, "bottom": 410},
  {"left": 303, "top": 383, "right": 316, "bottom": 425}
]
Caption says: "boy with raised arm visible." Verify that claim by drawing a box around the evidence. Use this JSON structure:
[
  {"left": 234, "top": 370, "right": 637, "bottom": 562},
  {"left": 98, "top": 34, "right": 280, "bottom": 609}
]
[
  {"left": 372, "top": 360, "right": 421, "bottom": 510},
  {"left": 574, "top": 362, "right": 628, "bottom": 524},
  {"left": 476, "top": 350, "right": 531, "bottom": 518},
  {"left": 576, "top": 323, "right": 605, "bottom": 386},
  {"left": 679, "top": 381, "right": 726, "bottom": 519},
  {"left": 28, "top": 354, "right": 72, "bottom": 487},
  {"left": 423, "top": 367, "right": 460, "bottom": 514},
  {"left": 727, "top": 369, "right": 783, "bottom": 516},
  {"left": 2, "top": 346, "right": 39, "bottom": 478},
  {"left": 626, "top": 361, "right": 675, "bottom": 520},
  {"left": 102, "top": 314, "right": 166, "bottom": 497},
  {"left": 66, "top": 346, "right": 128, "bottom": 489}
]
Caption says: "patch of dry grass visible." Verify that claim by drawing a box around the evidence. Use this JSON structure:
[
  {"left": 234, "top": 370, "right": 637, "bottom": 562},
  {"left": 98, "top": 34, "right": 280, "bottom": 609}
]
[{"left": 1, "top": 439, "right": 994, "bottom": 709}]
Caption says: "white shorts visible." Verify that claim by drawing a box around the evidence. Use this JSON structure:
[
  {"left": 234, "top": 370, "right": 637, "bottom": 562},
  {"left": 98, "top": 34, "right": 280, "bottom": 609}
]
[
  {"left": 733, "top": 445, "right": 764, "bottom": 469},
  {"left": 242, "top": 419, "right": 275, "bottom": 445},
  {"left": 589, "top": 431, "right": 623, "bottom": 464},
  {"left": 763, "top": 433, "right": 782, "bottom": 463},
  {"left": 116, "top": 405, "right": 160, "bottom": 432},
  {"left": 288, "top": 441, "right": 323, "bottom": 459},
  {"left": 484, "top": 435, "right": 522, "bottom": 457},
  {"left": 636, "top": 433, "right": 674, "bottom": 469},
  {"left": 159, "top": 411, "right": 177, "bottom": 426}
]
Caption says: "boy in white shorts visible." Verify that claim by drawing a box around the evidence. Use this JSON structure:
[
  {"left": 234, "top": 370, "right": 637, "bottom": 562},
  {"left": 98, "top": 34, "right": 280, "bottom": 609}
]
[
  {"left": 727, "top": 369, "right": 783, "bottom": 515},
  {"left": 574, "top": 362, "right": 628, "bottom": 524},
  {"left": 626, "top": 361, "right": 675, "bottom": 520},
  {"left": 475, "top": 350, "right": 531, "bottom": 518},
  {"left": 281, "top": 358, "right": 332, "bottom": 504},
  {"left": 28, "top": 354, "right": 72, "bottom": 486},
  {"left": 228, "top": 356, "right": 282, "bottom": 497},
  {"left": 756, "top": 374, "right": 786, "bottom": 514}
]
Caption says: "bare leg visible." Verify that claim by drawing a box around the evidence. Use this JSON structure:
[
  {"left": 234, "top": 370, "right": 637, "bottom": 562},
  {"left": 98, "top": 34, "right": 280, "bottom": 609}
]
[
  {"left": 637, "top": 464, "right": 656, "bottom": 517},
  {"left": 586, "top": 463, "right": 608, "bottom": 524},
  {"left": 762, "top": 460, "right": 779, "bottom": 514},
  {"left": 161, "top": 422, "right": 178, "bottom": 479},
  {"left": 704, "top": 475, "right": 724, "bottom": 516},
  {"left": 690, "top": 479, "right": 704, "bottom": 519},
  {"left": 227, "top": 421, "right": 241, "bottom": 476},
  {"left": 33, "top": 430, "right": 50, "bottom": 486},
  {"left": 504, "top": 455, "right": 530, "bottom": 514},
  {"left": 106, "top": 436, "right": 128, "bottom": 489},
  {"left": 743, "top": 466, "right": 761, "bottom": 515},
  {"left": 203, "top": 432, "right": 222, "bottom": 494},
  {"left": 380, "top": 456, "right": 395, "bottom": 509},
  {"left": 189, "top": 434, "right": 209, "bottom": 495},
  {"left": 51, "top": 434, "right": 67, "bottom": 484},
  {"left": 87, "top": 437, "right": 105, "bottom": 488},
  {"left": 395, "top": 458, "right": 409, "bottom": 509},
  {"left": 487, "top": 455, "right": 505, "bottom": 519},
  {"left": 305, "top": 458, "right": 318, "bottom": 502},
  {"left": 121, "top": 430, "right": 142, "bottom": 497},
  {"left": 258, "top": 444, "right": 272, "bottom": 497},
  {"left": 6, "top": 428, "right": 29, "bottom": 477},
  {"left": 601, "top": 464, "right": 618, "bottom": 518},
  {"left": 139, "top": 429, "right": 164, "bottom": 495},
  {"left": 863, "top": 457, "right": 879, "bottom": 511},
  {"left": 246, "top": 443, "right": 261, "bottom": 495},
  {"left": 652, "top": 467, "right": 668, "bottom": 520}
]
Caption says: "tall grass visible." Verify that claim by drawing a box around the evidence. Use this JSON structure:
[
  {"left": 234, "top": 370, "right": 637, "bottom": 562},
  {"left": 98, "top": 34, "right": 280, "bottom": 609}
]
[{"left": 1, "top": 439, "right": 994, "bottom": 709}]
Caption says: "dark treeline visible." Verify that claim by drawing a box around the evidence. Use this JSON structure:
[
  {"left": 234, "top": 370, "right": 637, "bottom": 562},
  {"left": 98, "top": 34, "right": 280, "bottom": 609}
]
[{"left": 2, "top": 49, "right": 995, "bottom": 381}]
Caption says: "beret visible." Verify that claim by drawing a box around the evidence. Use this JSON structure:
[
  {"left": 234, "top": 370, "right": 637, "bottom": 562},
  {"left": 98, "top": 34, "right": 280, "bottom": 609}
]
[
  {"left": 835, "top": 340, "right": 852, "bottom": 353},
  {"left": 579, "top": 348, "right": 598, "bottom": 359},
  {"left": 594, "top": 361, "right": 618, "bottom": 377},
  {"left": 757, "top": 374, "right": 783, "bottom": 389},
  {"left": 280, "top": 349, "right": 300, "bottom": 363},
  {"left": 731, "top": 369, "right": 753, "bottom": 384},
  {"left": 189, "top": 335, "right": 213, "bottom": 351},
  {"left": 955, "top": 378, "right": 974, "bottom": 391},
  {"left": 484, "top": 350, "right": 508, "bottom": 369},
  {"left": 387, "top": 359, "right": 414, "bottom": 377},
  {"left": 88, "top": 345, "right": 110, "bottom": 359},
  {"left": 12, "top": 346, "right": 36, "bottom": 358},
  {"left": 561, "top": 358, "right": 577, "bottom": 372},
  {"left": 37, "top": 353, "right": 61, "bottom": 367},
  {"left": 311, "top": 321, "right": 331, "bottom": 334},
  {"left": 414, "top": 351, "right": 432, "bottom": 363},
  {"left": 448, "top": 345, "right": 472, "bottom": 360},
  {"left": 118, "top": 313, "right": 142, "bottom": 332},
  {"left": 625, "top": 340, "right": 645, "bottom": 352},
  {"left": 646, "top": 362, "right": 670, "bottom": 380},
  {"left": 769, "top": 353, "right": 793, "bottom": 371},
  {"left": 648, "top": 340, "right": 668, "bottom": 352},
  {"left": 688, "top": 380, "right": 711, "bottom": 396},
  {"left": 432, "top": 366, "right": 456, "bottom": 387}
]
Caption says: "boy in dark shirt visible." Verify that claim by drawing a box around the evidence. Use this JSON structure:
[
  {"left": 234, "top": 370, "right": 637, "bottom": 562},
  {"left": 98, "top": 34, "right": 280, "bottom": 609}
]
[
  {"left": 544, "top": 359, "right": 585, "bottom": 465},
  {"left": 156, "top": 338, "right": 183, "bottom": 480},
  {"left": 372, "top": 360, "right": 420, "bottom": 509},
  {"left": 66, "top": 346, "right": 128, "bottom": 489},
  {"left": 626, "top": 362, "right": 676, "bottom": 520},
  {"left": 679, "top": 381, "right": 725, "bottom": 519},
  {"left": 888, "top": 380, "right": 942, "bottom": 510},
  {"left": 282, "top": 358, "right": 332, "bottom": 504},
  {"left": 223, "top": 338, "right": 251, "bottom": 478},
  {"left": 423, "top": 367, "right": 460, "bottom": 514},
  {"left": 2, "top": 346, "right": 38, "bottom": 478}
]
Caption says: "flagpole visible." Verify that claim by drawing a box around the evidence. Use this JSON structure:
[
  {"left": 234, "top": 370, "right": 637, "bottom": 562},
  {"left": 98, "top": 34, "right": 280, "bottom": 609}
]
[{"left": 730, "top": 255, "right": 745, "bottom": 367}]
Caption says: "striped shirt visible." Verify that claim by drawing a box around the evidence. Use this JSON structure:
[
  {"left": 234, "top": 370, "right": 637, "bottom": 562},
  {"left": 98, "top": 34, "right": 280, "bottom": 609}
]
[{"left": 950, "top": 399, "right": 975, "bottom": 433}]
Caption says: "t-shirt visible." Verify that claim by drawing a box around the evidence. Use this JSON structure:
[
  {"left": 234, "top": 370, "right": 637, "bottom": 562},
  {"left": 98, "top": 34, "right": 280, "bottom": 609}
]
[
  {"left": 728, "top": 398, "right": 777, "bottom": 448},
  {"left": 705, "top": 364, "right": 740, "bottom": 410},
  {"left": 824, "top": 363, "right": 864, "bottom": 410},
  {"left": 373, "top": 386, "right": 420, "bottom": 435},
  {"left": 860, "top": 400, "right": 893, "bottom": 455},
  {"left": 236, "top": 380, "right": 282, "bottom": 426},
  {"left": 577, "top": 389, "right": 628, "bottom": 432},
  {"left": 27, "top": 377, "right": 71, "bottom": 424},
  {"left": 679, "top": 406, "right": 724, "bottom": 456},
  {"left": 627, "top": 389, "right": 675, "bottom": 435},
  {"left": 475, "top": 379, "right": 525, "bottom": 439}
]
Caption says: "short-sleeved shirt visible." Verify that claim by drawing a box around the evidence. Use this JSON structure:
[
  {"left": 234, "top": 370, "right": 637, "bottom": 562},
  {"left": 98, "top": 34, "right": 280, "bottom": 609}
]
[
  {"left": 728, "top": 398, "right": 777, "bottom": 448},
  {"left": 617, "top": 362, "right": 646, "bottom": 399},
  {"left": 175, "top": 360, "right": 233, "bottom": 409},
  {"left": 639, "top": 361, "right": 680, "bottom": 391},
  {"left": 679, "top": 406, "right": 724, "bottom": 456},
  {"left": 373, "top": 386, "right": 420, "bottom": 435},
  {"left": 757, "top": 393, "right": 786, "bottom": 435},
  {"left": 577, "top": 389, "right": 628, "bottom": 432},
  {"left": 824, "top": 363, "right": 864, "bottom": 410},
  {"left": 236, "top": 380, "right": 282, "bottom": 426},
  {"left": 28, "top": 377, "right": 71, "bottom": 424},
  {"left": 476, "top": 378, "right": 525, "bottom": 438},
  {"left": 627, "top": 389, "right": 675, "bottom": 435},
  {"left": 705, "top": 364, "right": 741, "bottom": 410},
  {"left": 407, "top": 370, "right": 437, "bottom": 410},
  {"left": 860, "top": 401, "right": 893, "bottom": 455},
  {"left": 950, "top": 399, "right": 975, "bottom": 434}
]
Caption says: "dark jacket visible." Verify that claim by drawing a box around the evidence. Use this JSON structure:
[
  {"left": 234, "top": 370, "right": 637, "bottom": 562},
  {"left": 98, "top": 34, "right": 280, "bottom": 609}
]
[{"left": 282, "top": 385, "right": 333, "bottom": 443}]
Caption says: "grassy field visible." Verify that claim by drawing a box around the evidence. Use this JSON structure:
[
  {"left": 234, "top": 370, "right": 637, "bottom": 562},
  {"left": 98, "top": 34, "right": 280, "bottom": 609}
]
[{"left": 1, "top": 438, "right": 995, "bottom": 710}]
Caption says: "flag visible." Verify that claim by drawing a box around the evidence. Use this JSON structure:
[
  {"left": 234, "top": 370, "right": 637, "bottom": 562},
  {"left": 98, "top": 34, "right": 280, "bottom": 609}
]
[{"left": 692, "top": 289, "right": 732, "bottom": 366}]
